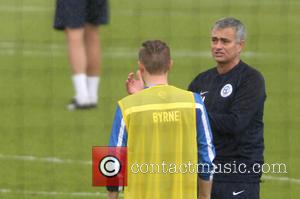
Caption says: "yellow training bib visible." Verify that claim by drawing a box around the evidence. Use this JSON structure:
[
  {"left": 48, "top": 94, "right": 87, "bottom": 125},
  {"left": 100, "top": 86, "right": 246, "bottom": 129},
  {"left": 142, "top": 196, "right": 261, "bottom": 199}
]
[{"left": 119, "top": 85, "right": 198, "bottom": 199}]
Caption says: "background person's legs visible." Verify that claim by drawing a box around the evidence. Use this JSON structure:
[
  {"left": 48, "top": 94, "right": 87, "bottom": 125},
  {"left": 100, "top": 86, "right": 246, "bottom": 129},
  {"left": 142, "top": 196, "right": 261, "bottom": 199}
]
[
  {"left": 84, "top": 24, "right": 101, "bottom": 105},
  {"left": 65, "top": 28, "right": 90, "bottom": 106},
  {"left": 54, "top": 0, "right": 107, "bottom": 110}
]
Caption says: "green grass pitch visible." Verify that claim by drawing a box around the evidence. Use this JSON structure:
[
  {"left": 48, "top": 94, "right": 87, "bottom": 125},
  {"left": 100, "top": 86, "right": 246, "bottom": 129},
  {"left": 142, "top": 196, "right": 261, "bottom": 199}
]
[{"left": 0, "top": 0, "right": 299, "bottom": 198}]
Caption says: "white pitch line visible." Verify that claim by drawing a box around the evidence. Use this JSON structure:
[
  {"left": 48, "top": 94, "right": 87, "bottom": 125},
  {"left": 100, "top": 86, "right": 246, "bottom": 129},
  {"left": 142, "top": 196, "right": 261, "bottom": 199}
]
[
  {"left": 262, "top": 175, "right": 300, "bottom": 184},
  {"left": 0, "top": 48, "right": 282, "bottom": 59},
  {"left": 0, "top": 42, "right": 214, "bottom": 58},
  {"left": 0, "top": 48, "right": 262, "bottom": 58},
  {"left": 0, "top": 5, "right": 52, "bottom": 12},
  {"left": 0, "top": 43, "right": 274, "bottom": 59},
  {"left": 0, "top": 154, "right": 121, "bottom": 197},
  {"left": 0, "top": 188, "right": 11, "bottom": 193},
  {"left": 0, "top": 41, "right": 285, "bottom": 59},
  {"left": 0, "top": 41, "right": 64, "bottom": 50},
  {"left": 0, "top": 153, "right": 91, "bottom": 165},
  {"left": 1, "top": 1, "right": 300, "bottom": 14},
  {"left": 0, "top": 188, "right": 115, "bottom": 197},
  {"left": 0, "top": 41, "right": 212, "bottom": 58}
]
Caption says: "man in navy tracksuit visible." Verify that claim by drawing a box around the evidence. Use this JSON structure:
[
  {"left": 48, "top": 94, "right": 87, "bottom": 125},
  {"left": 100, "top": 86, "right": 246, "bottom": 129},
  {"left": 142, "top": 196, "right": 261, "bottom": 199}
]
[{"left": 188, "top": 17, "right": 266, "bottom": 199}]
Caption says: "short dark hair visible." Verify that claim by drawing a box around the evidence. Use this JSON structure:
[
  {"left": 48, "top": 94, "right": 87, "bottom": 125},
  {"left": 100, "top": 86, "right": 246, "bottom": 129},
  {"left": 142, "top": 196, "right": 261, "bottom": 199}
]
[
  {"left": 138, "top": 40, "right": 171, "bottom": 75},
  {"left": 212, "top": 17, "right": 246, "bottom": 42}
]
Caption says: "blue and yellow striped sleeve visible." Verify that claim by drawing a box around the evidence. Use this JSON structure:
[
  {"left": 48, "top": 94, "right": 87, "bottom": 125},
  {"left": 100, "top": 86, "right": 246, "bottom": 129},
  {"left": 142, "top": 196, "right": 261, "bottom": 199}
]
[
  {"left": 109, "top": 105, "right": 128, "bottom": 147},
  {"left": 194, "top": 93, "right": 215, "bottom": 181}
]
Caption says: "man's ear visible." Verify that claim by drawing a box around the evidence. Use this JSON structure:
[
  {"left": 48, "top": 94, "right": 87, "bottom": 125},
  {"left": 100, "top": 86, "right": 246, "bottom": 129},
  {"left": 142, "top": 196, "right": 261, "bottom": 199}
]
[
  {"left": 168, "top": 59, "right": 174, "bottom": 70},
  {"left": 238, "top": 40, "right": 245, "bottom": 53},
  {"left": 138, "top": 61, "right": 145, "bottom": 72}
]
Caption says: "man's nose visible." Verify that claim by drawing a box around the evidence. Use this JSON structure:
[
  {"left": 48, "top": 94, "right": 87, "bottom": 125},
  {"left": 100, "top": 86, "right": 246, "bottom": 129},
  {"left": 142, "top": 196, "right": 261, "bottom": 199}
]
[{"left": 214, "top": 41, "right": 223, "bottom": 49}]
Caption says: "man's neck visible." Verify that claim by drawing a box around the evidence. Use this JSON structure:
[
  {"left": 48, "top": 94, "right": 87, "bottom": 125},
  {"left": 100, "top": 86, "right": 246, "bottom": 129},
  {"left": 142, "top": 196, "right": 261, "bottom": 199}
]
[
  {"left": 217, "top": 58, "right": 240, "bottom": 75},
  {"left": 144, "top": 74, "right": 168, "bottom": 87}
]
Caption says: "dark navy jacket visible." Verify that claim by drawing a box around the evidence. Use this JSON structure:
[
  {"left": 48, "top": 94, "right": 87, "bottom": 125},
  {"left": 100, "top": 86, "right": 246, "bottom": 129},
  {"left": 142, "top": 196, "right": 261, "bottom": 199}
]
[{"left": 188, "top": 60, "right": 266, "bottom": 182}]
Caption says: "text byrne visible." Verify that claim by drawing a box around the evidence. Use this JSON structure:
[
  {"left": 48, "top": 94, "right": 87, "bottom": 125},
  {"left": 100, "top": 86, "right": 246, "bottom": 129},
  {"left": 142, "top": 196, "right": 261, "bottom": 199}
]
[{"left": 152, "top": 111, "right": 181, "bottom": 123}]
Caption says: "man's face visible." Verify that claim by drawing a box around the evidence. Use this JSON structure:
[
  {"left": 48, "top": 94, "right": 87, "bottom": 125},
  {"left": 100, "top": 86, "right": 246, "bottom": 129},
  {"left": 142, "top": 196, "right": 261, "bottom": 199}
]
[{"left": 211, "top": 27, "right": 244, "bottom": 65}]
